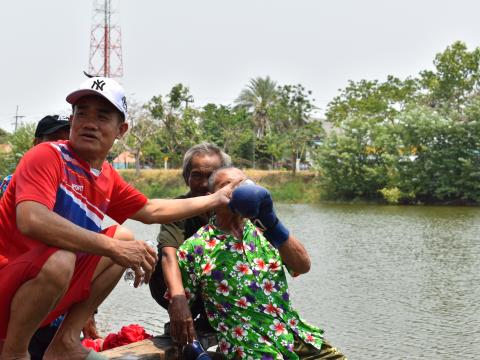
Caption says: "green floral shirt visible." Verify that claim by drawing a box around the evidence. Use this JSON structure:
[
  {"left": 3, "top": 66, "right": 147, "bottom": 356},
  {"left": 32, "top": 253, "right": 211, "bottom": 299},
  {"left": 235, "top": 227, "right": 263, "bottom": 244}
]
[{"left": 177, "top": 219, "right": 324, "bottom": 359}]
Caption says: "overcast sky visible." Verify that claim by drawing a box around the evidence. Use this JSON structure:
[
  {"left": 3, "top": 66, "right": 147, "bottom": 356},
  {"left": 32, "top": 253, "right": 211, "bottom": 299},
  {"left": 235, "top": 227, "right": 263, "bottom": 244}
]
[{"left": 1, "top": 0, "right": 479, "bottom": 131}]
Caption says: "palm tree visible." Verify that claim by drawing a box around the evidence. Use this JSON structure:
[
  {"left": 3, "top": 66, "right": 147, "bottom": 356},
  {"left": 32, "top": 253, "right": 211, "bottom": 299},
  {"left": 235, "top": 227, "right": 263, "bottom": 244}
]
[{"left": 235, "top": 76, "right": 278, "bottom": 138}]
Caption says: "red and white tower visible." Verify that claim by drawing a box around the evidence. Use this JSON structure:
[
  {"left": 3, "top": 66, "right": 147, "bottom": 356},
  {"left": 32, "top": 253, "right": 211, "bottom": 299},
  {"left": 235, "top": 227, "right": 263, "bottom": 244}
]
[{"left": 88, "top": 0, "right": 124, "bottom": 78}]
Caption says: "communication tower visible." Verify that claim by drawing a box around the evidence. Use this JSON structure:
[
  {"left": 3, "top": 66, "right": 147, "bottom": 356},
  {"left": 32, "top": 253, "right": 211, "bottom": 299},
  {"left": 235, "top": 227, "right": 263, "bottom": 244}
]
[{"left": 88, "top": 0, "right": 124, "bottom": 78}]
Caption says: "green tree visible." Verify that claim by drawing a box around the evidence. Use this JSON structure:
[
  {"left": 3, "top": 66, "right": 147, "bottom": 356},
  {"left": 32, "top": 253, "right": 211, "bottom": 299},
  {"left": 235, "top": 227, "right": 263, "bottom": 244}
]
[
  {"left": 326, "top": 75, "right": 418, "bottom": 127},
  {"left": 0, "top": 128, "right": 9, "bottom": 143},
  {"left": 420, "top": 41, "right": 480, "bottom": 111},
  {"left": 199, "top": 104, "right": 253, "bottom": 164},
  {"left": 270, "top": 84, "right": 323, "bottom": 174},
  {"left": 116, "top": 101, "right": 159, "bottom": 176},
  {"left": 235, "top": 76, "right": 278, "bottom": 138},
  {"left": 147, "top": 84, "right": 201, "bottom": 167},
  {"left": 0, "top": 123, "right": 35, "bottom": 178}
]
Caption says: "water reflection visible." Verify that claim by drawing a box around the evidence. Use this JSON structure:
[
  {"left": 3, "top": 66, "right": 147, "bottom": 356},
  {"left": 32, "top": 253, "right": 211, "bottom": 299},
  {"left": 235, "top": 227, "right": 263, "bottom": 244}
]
[{"left": 97, "top": 205, "right": 480, "bottom": 359}]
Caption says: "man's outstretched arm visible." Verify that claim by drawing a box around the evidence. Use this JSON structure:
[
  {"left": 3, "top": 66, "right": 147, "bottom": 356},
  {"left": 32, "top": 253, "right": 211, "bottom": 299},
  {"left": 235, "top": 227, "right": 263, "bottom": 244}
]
[{"left": 131, "top": 180, "right": 239, "bottom": 224}]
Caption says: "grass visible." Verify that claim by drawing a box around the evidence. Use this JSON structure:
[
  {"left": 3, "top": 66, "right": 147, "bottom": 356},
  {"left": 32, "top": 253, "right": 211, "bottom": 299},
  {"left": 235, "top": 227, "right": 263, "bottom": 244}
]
[{"left": 118, "top": 169, "right": 322, "bottom": 203}]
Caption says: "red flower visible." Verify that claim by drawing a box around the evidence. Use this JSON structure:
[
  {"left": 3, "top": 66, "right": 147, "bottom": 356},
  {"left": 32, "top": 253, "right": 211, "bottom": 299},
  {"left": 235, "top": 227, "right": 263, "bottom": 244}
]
[
  {"left": 305, "top": 334, "right": 315, "bottom": 343},
  {"left": 261, "top": 279, "right": 277, "bottom": 295},
  {"left": 178, "top": 249, "right": 187, "bottom": 260},
  {"left": 236, "top": 296, "right": 250, "bottom": 309},
  {"left": 230, "top": 241, "right": 245, "bottom": 253},
  {"left": 270, "top": 319, "right": 287, "bottom": 336},
  {"left": 263, "top": 302, "right": 283, "bottom": 317},
  {"left": 268, "top": 259, "right": 281, "bottom": 272},
  {"left": 201, "top": 261, "right": 215, "bottom": 275},
  {"left": 253, "top": 258, "right": 267, "bottom": 271},
  {"left": 205, "top": 238, "right": 218, "bottom": 249},
  {"left": 218, "top": 339, "right": 231, "bottom": 354},
  {"left": 234, "top": 261, "right": 252, "bottom": 276},
  {"left": 216, "top": 280, "right": 232, "bottom": 296}
]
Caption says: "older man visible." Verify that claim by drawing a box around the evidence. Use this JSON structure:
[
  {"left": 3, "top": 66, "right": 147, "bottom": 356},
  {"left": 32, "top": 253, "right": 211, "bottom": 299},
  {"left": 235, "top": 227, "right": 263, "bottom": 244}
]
[
  {"left": 0, "top": 77, "right": 237, "bottom": 360},
  {"left": 149, "top": 143, "right": 231, "bottom": 344},
  {"left": 176, "top": 167, "right": 346, "bottom": 359}
]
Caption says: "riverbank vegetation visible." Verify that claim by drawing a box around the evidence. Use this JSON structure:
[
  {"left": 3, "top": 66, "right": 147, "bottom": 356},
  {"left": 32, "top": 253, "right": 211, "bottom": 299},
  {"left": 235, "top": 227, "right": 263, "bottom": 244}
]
[
  {"left": 1, "top": 41, "right": 479, "bottom": 204},
  {"left": 120, "top": 169, "right": 321, "bottom": 203},
  {"left": 315, "top": 41, "right": 480, "bottom": 204}
]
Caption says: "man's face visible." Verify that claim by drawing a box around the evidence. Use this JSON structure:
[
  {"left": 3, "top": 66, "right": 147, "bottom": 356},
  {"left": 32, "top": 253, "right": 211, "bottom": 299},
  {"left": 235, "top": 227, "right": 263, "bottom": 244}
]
[
  {"left": 187, "top": 154, "right": 222, "bottom": 197},
  {"left": 34, "top": 128, "right": 70, "bottom": 146},
  {"left": 46, "top": 128, "right": 70, "bottom": 142},
  {"left": 69, "top": 95, "right": 127, "bottom": 159}
]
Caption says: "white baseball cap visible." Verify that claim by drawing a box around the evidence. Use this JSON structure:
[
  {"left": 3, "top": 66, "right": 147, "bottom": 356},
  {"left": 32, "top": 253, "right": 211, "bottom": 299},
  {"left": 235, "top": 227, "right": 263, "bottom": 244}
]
[{"left": 66, "top": 77, "right": 128, "bottom": 118}]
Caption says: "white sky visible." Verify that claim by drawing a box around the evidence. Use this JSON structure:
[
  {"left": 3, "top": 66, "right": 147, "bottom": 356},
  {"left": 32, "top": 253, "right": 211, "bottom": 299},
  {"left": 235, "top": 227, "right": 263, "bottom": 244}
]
[{"left": 1, "top": 0, "right": 479, "bottom": 131}]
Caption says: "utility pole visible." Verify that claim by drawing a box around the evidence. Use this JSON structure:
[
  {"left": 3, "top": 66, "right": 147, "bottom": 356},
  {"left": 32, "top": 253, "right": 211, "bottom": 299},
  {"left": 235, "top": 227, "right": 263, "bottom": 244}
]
[
  {"left": 13, "top": 105, "right": 25, "bottom": 132},
  {"left": 88, "top": 0, "right": 123, "bottom": 78}
]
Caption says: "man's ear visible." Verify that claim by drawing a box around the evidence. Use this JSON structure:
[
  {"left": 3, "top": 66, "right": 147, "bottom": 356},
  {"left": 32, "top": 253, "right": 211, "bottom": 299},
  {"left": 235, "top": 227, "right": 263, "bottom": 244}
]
[{"left": 117, "top": 121, "right": 129, "bottom": 139}]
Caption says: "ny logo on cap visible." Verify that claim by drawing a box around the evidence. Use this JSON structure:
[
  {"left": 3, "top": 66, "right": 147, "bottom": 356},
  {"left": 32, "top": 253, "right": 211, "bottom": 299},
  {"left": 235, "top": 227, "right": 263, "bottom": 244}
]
[
  {"left": 91, "top": 79, "right": 106, "bottom": 91},
  {"left": 122, "top": 96, "right": 128, "bottom": 112}
]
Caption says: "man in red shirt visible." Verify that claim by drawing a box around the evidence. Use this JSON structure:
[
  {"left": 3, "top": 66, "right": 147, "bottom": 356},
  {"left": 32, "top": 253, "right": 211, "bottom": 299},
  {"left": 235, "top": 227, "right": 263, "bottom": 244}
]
[{"left": 0, "top": 77, "right": 236, "bottom": 360}]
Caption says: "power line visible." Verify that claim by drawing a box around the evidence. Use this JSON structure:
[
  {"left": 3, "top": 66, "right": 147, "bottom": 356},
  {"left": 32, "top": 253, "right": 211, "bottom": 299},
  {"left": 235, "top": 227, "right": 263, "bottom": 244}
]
[{"left": 12, "top": 105, "right": 25, "bottom": 132}]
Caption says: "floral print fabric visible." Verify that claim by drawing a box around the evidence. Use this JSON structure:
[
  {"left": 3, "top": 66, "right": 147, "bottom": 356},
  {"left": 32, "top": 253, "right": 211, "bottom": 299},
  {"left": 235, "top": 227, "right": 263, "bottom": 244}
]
[{"left": 177, "top": 219, "right": 324, "bottom": 359}]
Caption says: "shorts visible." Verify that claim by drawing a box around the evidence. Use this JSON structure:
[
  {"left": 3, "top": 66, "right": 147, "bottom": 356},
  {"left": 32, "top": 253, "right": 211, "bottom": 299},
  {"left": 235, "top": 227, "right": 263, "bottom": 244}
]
[{"left": 0, "top": 225, "right": 117, "bottom": 340}]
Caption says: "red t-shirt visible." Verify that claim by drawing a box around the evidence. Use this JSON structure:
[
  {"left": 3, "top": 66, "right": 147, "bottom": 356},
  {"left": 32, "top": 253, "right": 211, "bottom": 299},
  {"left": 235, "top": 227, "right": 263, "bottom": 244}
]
[{"left": 0, "top": 140, "right": 147, "bottom": 269}]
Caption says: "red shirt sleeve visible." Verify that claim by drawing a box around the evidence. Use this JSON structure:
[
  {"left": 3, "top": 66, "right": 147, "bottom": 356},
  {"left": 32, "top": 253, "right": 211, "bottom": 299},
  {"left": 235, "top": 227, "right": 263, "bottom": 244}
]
[
  {"left": 106, "top": 169, "right": 147, "bottom": 224},
  {"left": 15, "top": 143, "right": 62, "bottom": 209}
]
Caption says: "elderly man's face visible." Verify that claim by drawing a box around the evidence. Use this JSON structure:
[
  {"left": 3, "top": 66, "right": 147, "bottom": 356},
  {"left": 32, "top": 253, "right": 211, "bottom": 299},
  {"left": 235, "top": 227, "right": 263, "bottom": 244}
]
[
  {"left": 212, "top": 167, "right": 247, "bottom": 218},
  {"left": 188, "top": 154, "right": 222, "bottom": 197}
]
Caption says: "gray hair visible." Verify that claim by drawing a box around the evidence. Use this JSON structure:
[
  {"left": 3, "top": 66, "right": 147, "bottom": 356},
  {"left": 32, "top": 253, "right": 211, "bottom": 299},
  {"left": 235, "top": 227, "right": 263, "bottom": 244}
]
[
  {"left": 182, "top": 142, "right": 231, "bottom": 184},
  {"left": 207, "top": 165, "right": 237, "bottom": 192}
]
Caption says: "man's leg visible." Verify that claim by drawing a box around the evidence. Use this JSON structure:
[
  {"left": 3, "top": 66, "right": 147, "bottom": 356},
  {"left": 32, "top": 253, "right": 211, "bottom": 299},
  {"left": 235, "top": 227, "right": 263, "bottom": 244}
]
[
  {"left": 44, "top": 226, "right": 133, "bottom": 360},
  {"left": 0, "top": 250, "right": 76, "bottom": 360},
  {"left": 43, "top": 257, "right": 122, "bottom": 359}
]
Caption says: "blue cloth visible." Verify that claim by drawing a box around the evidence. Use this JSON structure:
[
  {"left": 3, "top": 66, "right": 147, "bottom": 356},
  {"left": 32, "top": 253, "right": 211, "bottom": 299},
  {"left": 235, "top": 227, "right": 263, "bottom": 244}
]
[{"left": 0, "top": 175, "right": 12, "bottom": 197}]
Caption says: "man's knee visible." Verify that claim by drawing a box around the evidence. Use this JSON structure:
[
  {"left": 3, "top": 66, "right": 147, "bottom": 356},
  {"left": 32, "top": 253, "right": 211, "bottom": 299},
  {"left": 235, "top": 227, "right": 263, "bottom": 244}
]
[
  {"left": 38, "top": 250, "right": 76, "bottom": 292},
  {"left": 113, "top": 225, "right": 134, "bottom": 242}
]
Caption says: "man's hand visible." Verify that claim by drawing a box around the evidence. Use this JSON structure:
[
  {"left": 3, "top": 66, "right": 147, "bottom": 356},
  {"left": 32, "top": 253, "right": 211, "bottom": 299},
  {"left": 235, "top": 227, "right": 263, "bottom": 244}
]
[
  {"left": 211, "top": 178, "right": 243, "bottom": 206},
  {"left": 168, "top": 295, "right": 196, "bottom": 345},
  {"left": 82, "top": 314, "right": 100, "bottom": 339},
  {"left": 110, "top": 238, "right": 158, "bottom": 287},
  {"left": 229, "top": 184, "right": 290, "bottom": 248}
]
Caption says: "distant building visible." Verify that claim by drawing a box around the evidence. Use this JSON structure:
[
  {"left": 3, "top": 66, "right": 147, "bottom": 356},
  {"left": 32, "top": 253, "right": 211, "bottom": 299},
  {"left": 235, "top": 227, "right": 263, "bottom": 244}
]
[{"left": 112, "top": 151, "right": 135, "bottom": 169}]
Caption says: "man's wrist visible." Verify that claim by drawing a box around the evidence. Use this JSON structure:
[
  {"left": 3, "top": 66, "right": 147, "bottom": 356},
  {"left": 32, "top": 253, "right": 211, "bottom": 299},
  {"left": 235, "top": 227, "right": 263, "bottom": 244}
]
[
  {"left": 263, "top": 219, "right": 290, "bottom": 248},
  {"left": 169, "top": 293, "right": 188, "bottom": 305},
  {"left": 98, "top": 233, "right": 117, "bottom": 258}
]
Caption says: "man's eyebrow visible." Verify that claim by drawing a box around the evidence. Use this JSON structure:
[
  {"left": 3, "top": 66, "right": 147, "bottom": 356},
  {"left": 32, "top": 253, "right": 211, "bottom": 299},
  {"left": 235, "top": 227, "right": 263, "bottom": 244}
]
[{"left": 98, "top": 107, "right": 114, "bottom": 114}]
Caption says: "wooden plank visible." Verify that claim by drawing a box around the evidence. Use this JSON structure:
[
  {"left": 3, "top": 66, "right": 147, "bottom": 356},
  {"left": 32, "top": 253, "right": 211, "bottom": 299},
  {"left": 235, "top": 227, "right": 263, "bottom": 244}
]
[
  {"left": 101, "top": 333, "right": 220, "bottom": 360},
  {"left": 101, "top": 336, "right": 179, "bottom": 360}
]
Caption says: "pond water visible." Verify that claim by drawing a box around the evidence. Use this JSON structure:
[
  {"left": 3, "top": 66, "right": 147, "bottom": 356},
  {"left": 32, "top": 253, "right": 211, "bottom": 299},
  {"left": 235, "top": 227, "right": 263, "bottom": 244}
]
[{"left": 97, "top": 204, "right": 480, "bottom": 359}]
